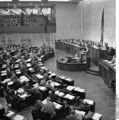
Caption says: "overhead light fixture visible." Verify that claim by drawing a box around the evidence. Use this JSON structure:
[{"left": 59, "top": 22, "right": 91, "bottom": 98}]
[
  {"left": 48, "top": 0, "right": 71, "bottom": 2},
  {"left": 19, "top": 0, "right": 41, "bottom": 1}
]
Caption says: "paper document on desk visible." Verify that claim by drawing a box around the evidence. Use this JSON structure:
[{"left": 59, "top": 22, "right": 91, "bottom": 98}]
[
  {"left": 2, "top": 79, "right": 11, "bottom": 84},
  {"left": 13, "top": 114, "right": 24, "bottom": 120},
  {"left": 83, "top": 99, "right": 94, "bottom": 105},
  {"left": 53, "top": 102, "right": 62, "bottom": 109},
  {"left": 59, "top": 92, "right": 65, "bottom": 97},
  {"left": 65, "top": 94, "right": 75, "bottom": 100},
  {"left": 19, "top": 76, "right": 30, "bottom": 82},
  {"left": 65, "top": 78, "right": 73, "bottom": 82},
  {"left": 67, "top": 86, "right": 74, "bottom": 91},
  {"left": 39, "top": 86, "right": 47, "bottom": 91},
  {"left": 17, "top": 88, "right": 24, "bottom": 94},
  {"left": 92, "top": 113, "right": 102, "bottom": 120},
  {"left": 7, "top": 81, "right": 13, "bottom": 86},
  {"left": 6, "top": 111, "right": 15, "bottom": 117},
  {"left": 19, "top": 93, "right": 28, "bottom": 98},
  {"left": 54, "top": 82, "right": 61, "bottom": 86},
  {"left": 25, "top": 59, "right": 31, "bottom": 62},
  {"left": 35, "top": 74, "right": 43, "bottom": 79},
  {"left": 26, "top": 63, "right": 31, "bottom": 67}
]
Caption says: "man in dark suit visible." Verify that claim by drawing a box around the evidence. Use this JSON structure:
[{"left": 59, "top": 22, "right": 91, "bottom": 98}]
[
  {"left": 31, "top": 100, "right": 43, "bottom": 120},
  {"left": 41, "top": 97, "right": 56, "bottom": 120}
]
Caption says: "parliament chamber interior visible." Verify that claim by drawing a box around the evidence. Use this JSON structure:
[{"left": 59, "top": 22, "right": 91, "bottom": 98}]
[{"left": 0, "top": 0, "right": 116, "bottom": 120}]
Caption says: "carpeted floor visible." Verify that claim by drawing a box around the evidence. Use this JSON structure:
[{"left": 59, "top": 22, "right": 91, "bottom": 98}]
[
  {"left": 1, "top": 49, "right": 115, "bottom": 120},
  {"left": 44, "top": 49, "right": 115, "bottom": 120}
]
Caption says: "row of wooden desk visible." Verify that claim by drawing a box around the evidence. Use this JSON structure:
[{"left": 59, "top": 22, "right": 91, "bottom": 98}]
[
  {"left": 57, "top": 59, "right": 88, "bottom": 71},
  {"left": 89, "top": 46, "right": 108, "bottom": 65},
  {"left": 55, "top": 41, "right": 90, "bottom": 71},
  {"left": 98, "top": 60, "right": 116, "bottom": 91},
  {"left": 0, "top": 48, "right": 102, "bottom": 120},
  {"left": 0, "top": 50, "right": 55, "bottom": 120},
  {"left": 55, "top": 40, "right": 109, "bottom": 66}
]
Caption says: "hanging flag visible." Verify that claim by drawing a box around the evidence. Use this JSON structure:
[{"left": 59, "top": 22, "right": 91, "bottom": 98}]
[{"left": 100, "top": 8, "right": 104, "bottom": 44}]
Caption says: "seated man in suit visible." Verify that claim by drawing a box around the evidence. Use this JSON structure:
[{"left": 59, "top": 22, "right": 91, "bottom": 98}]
[
  {"left": 48, "top": 91, "right": 57, "bottom": 102},
  {"left": 41, "top": 97, "right": 56, "bottom": 120},
  {"left": 46, "top": 80, "right": 55, "bottom": 91},
  {"left": 24, "top": 82, "right": 40, "bottom": 100},
  {"left": 40, "top": 79, "right": 46, "bottom": 86},
  {"left": 65, "top": 109, "right": 82, "bottom": 120},
  {"left": 31, "top": 100, "right": 43, "bottom": 120}
]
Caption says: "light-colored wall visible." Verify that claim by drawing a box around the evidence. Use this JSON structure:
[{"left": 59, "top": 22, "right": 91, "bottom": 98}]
[
  {"left": 55, "top": 3, "right": 82, "bottom": 39},
  {"left": 82, "top": 0, "right": 115, "bottom": 47},
  {"left": 0, "top": 0, "right": 115, "bottom": 47}
]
